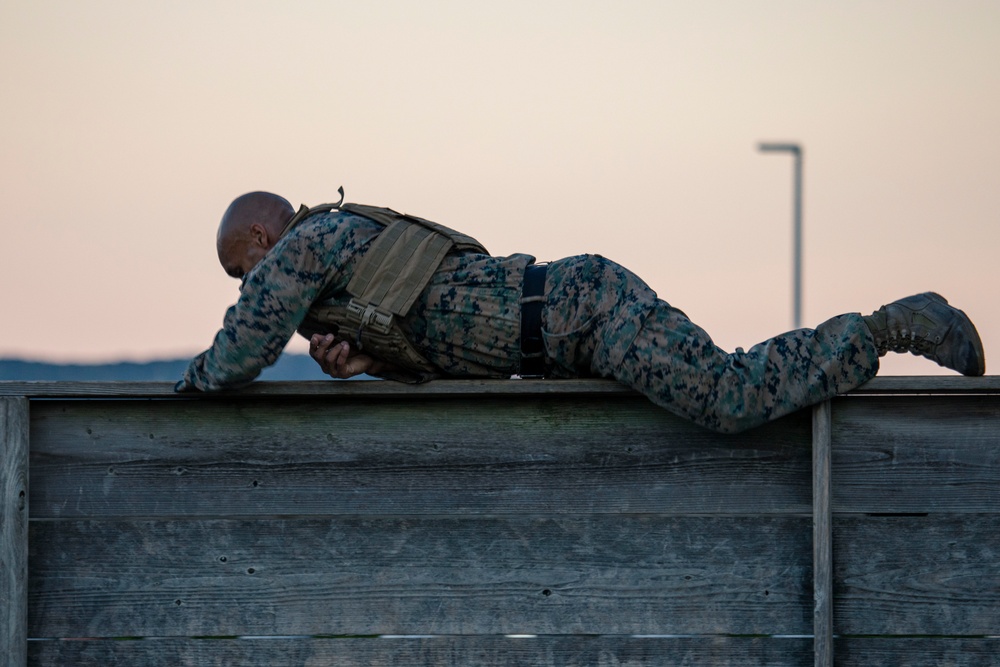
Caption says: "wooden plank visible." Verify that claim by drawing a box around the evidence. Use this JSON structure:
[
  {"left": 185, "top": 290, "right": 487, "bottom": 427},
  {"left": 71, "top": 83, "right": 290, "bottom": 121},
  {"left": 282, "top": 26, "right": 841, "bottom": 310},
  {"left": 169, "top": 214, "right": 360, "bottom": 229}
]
[
  {"left": 29, "top": 397, "right": 813, "bottom": 518},
  {"left": 847, "top": 375, "right": 1000, "bottom": 394},
  {"left": 2, "top": 378, "right": 632, "bottom": 398},
  {"left": 27, "top": 636, "right": 814, "bottom": 666},
  {"left": 836, "top": 637, "right": 1000, "bottom": 666},
  {"left": 28, "top": 516, "right": 812, "bottom": 638},
  {"left": 1, "top": 397, "right": 29, "bottom": 667},
  {"left": 3, "top": 374, "right": 999, "bottom": 398},
  {"left": 32, "top": 393, "right": 1000, "bottom": 519},
  {"left": 834, "top": 515, "right": 1000, "bottom": 635},
  {"left": 29, "top": 636, "right": 999, "bottom": 667},
  {"left": 811, "top": 401, "right": 833, "bottom": 667},
  {"left": 830, "top": 396, "right": 1000, "bottom": 512}
]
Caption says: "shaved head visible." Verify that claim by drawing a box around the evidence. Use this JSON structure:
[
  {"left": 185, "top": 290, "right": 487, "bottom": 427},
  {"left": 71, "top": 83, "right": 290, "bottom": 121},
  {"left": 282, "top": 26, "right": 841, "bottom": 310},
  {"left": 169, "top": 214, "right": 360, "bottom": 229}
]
[
  {"left": 217, "top": 191, "right": 293, "bottom": 252},
  {"left": 216, "top": 191, "right": 294, "bottom": 280}
]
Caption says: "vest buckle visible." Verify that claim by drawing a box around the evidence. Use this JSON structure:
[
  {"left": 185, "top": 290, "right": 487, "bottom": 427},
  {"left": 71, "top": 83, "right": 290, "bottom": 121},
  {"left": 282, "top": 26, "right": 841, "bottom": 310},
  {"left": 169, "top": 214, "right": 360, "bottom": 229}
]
[{"left": 347, "top": 299, "right": 394, "bottom": 338}]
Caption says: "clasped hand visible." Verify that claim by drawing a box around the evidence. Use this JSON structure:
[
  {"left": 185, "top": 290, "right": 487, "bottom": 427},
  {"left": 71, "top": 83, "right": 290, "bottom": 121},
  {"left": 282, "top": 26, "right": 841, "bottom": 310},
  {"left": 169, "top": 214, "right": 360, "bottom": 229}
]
[{"left": 309, "top": 333, "right": 381, "bottom": 378}]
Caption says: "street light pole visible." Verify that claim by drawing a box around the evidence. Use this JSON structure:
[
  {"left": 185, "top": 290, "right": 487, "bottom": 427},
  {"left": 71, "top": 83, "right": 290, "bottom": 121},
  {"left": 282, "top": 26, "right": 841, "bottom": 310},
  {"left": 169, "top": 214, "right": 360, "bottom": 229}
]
[{"left": 758, "top": 142, "right": 803, "bottom": 329}]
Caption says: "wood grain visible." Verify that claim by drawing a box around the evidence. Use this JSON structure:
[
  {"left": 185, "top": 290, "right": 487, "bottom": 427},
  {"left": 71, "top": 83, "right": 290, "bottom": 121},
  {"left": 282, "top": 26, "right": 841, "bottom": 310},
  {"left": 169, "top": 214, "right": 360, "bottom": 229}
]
[
  {"left": 28, "top": 635, "right": 1000, "bottom": 667},
  {"left": 29, "top": 396, "right": 814, "bottom": 518},
  {"left": 4, "top": 379, "right": 631, "bottom": 398},
  {"left": 28, "top": 516, "right": 812, "bottom": 638},
  {"left": 10, "top": 379, "right": 1000, "bottom": 663},
  {"left": 1, "top": 398, "right": 29, "bottom": 667},
  {"left": 830, "top": 396, "right": 1000, "bottom": 512},
  {"left": 834, "top": 515, "right": 1000, "bottom": 635},
  {"left": 835, "top": 637, "right": 1000, "bottom": 666},
  {"left": 3, "top": 375, "right": 999, "bottom": 398},
  {"left": 812, "top": 401, "right": 833, "bottom": 667},
  {"left": 27, "top": 636, "right": 814, "bottom": 667}
]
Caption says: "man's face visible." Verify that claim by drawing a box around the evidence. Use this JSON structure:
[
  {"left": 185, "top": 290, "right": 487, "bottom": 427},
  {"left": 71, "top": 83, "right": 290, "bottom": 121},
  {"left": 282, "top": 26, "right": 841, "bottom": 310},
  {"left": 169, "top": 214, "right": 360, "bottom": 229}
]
[{"left": 217, "top": 226, "right": 271, "bottom": 284}]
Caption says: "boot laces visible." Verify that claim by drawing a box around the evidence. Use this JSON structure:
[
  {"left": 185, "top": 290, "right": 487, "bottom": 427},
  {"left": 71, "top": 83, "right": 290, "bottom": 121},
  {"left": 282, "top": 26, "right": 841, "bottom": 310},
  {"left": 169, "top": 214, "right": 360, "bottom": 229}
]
[{"left": 877, "top": 328, "right": 942, "bottom": 356}]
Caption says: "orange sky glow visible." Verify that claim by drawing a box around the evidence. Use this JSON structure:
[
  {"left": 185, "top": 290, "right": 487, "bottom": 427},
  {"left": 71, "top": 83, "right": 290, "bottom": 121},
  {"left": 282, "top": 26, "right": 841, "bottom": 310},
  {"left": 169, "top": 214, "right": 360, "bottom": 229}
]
[{"left": 1, "top": 1, "right": 998, "bottom": 376}]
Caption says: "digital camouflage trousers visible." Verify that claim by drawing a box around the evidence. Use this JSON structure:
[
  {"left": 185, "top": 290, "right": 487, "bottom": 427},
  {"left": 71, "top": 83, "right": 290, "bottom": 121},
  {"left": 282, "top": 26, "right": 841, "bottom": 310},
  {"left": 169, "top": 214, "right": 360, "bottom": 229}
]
[{"left": 539, "top": 254, "right": 880, "bottom": 433}]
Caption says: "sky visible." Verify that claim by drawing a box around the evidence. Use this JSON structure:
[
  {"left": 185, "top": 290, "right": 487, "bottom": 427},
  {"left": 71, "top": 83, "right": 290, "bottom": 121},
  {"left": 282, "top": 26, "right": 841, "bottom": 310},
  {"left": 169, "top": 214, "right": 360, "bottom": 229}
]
[{"left": 1, "top": 0, "right": 997, "bottom": 376}]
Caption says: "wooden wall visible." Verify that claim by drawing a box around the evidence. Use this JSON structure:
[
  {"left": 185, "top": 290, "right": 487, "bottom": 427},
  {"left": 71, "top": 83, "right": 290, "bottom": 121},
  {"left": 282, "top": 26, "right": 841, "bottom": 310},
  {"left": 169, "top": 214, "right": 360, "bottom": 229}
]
[{"left": 2, "top": 378, "right": 998, "bottom": 666}]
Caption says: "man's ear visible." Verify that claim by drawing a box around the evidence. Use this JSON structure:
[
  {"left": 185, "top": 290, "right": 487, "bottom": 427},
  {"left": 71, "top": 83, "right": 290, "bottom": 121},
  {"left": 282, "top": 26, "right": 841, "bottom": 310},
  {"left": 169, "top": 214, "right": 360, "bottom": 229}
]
[{"left": 248, "top": 223, "right": 270, "bottom": 248}]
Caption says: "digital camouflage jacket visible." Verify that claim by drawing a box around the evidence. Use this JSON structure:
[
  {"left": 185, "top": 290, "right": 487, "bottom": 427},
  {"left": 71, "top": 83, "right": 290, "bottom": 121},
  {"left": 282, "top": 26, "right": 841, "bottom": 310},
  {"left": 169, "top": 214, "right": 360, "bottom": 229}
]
[{"left": 180, "top": 211, "right": 533, "bottom": 391}]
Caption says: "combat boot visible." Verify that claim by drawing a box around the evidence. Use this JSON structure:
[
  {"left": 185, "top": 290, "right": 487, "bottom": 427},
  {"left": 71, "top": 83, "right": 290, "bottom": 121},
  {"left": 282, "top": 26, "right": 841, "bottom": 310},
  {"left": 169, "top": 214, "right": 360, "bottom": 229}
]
[{"left": 864, "top": 292, "right": 985, "bottom": 376}]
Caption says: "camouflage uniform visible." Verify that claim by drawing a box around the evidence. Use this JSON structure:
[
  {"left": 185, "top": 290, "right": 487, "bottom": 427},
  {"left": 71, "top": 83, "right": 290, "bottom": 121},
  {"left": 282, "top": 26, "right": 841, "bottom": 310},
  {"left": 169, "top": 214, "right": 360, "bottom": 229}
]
[
  {"left": 181, "top": 211, "right": 880, "bottom": 433},
  {"left": 181, "top": 211, "right": 531, "bottom": 390},
  {"left": 540, "top": 255, "right": 878, "bottom": 433}
]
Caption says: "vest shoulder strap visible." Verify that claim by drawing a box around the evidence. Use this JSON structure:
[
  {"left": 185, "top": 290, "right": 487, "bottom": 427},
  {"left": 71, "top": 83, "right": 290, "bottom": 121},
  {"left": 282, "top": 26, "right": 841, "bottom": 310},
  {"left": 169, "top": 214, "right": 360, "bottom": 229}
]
[
  {"left": 278, "top": 187, "right": 345, "bottom": 239},
  {"left": 339, "top": 203, "right": 487, "bottom": 255}
]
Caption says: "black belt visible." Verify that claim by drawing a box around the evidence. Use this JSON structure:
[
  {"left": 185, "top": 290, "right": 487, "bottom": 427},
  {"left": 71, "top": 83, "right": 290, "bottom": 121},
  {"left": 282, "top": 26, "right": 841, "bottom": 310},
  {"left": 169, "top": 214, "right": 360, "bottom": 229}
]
[{"left": 520, "top": 263, "right": 547, "bottom": 377}]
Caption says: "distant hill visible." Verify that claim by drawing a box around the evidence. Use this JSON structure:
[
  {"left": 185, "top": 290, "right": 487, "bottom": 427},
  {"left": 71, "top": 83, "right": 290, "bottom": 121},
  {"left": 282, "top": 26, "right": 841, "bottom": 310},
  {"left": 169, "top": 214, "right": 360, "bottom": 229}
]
[{"left": 0, "top": 353, "right": 345, "bottom": 382}]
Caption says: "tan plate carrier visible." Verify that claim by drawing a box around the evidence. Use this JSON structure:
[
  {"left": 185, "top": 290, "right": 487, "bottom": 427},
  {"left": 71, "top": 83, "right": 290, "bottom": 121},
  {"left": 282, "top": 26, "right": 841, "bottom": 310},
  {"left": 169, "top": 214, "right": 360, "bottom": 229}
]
[{"left": 280, "top": 189, "right": 490, "bottom": 379}]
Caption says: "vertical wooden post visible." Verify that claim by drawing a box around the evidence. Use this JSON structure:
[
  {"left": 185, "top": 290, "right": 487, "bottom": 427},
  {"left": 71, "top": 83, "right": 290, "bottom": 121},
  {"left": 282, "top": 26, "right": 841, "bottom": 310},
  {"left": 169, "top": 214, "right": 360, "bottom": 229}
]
[
  {"left": 812, "top": 400, "right": 833, "bottom": 667},
  {"left": 1, "top": 397, "right": 29, "bottom": 667}
]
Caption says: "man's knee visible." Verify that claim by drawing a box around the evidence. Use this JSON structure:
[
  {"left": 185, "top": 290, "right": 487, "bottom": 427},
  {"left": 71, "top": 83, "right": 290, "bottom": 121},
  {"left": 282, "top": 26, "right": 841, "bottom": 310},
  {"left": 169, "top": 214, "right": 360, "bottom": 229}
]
[{"left": 697, "top": 367, "right": 772, "bottom": 434}]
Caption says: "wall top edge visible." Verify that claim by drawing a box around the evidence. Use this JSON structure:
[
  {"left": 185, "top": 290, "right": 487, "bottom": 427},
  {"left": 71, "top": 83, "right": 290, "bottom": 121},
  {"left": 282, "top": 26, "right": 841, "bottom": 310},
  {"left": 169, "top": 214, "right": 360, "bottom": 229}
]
[{"left": 2, "top": 376, "right": 999, "bottom": 399}]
